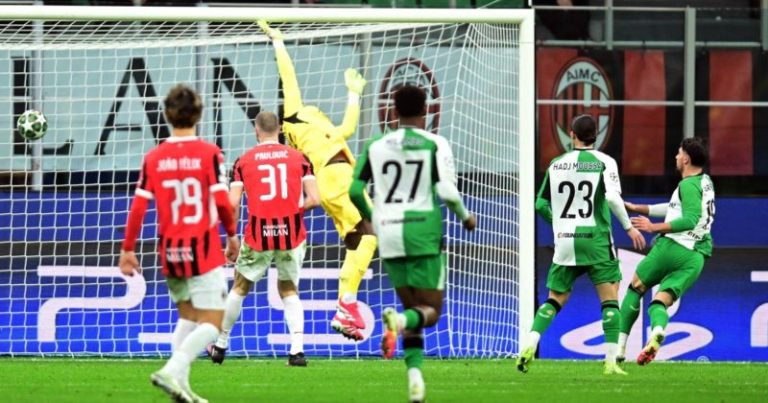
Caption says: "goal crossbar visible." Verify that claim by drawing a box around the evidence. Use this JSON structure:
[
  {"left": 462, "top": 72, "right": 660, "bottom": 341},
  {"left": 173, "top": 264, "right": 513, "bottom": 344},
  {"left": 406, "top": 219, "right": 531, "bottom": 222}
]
[{"left": 0, "top": 5, "right": 533, "bottom": 24}]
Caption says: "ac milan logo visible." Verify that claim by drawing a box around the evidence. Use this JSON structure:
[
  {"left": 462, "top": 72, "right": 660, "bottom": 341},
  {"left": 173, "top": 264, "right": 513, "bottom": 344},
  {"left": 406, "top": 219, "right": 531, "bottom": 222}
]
[
  {"left": 378, "top": 58, "right": 440, "bottom": 133},
  {"left": 552, "top": 57, "right": 614, "bottom": 152}
]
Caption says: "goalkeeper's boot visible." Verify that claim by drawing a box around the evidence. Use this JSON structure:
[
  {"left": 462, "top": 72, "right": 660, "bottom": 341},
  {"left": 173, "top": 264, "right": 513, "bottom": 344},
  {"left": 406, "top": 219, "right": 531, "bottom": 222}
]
[
  {"left": 288, "top": 352, "right": 308, "bottom": 367},
  {"left": 337, "top": 299, "right": 366, "bottom": 329},
  {"left": 257, "top": 20, "right": 283, "bottom": 41},
  {"left": 603, "top": 361, "right": 628, "bottom": 376},
  {"left": 330, "top": 312, "right": 364, "bottom": 341},
  {"left": 515, "top": 345, "right": 536, "bottom": 373},
  {"left": 637, "top": 328, "right": 666, "bottom": 366},
  {"left": 381, "top": 307, "right": 399, "bottom": 359},
  {"left": 150, "top": 370, "right": 192, "bottom": 403},
  {"left": 206, "top": 344, "right": 226, "bottom": 365},
  {"left": 408, "top": 370, "right": 426, "bottom": 403}
]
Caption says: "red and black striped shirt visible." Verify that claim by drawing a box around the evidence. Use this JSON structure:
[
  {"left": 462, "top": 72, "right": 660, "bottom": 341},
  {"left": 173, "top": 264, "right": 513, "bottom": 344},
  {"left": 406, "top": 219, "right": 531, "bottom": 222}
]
[
  {"left": 231, "top": 141, "right": 314, "bottom": 251},
  {"left": 134, "top": 136, "right": 231, "bottom": 278}
]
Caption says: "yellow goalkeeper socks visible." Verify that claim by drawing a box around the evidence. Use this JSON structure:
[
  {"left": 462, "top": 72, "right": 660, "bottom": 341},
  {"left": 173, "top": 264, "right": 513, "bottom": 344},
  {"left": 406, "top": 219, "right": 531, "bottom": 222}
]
[{"left": 338, "top": 234, "right": 377, "bottom": 301}]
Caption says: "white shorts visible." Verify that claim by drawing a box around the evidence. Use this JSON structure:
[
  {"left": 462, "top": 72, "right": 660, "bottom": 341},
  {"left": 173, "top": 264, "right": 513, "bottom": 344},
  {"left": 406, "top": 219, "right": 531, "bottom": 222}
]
[
  {"left": 236, "top": 241, "right": 307, "bottom": 286},
  {"left": 166, "top": 268, "right": 227, "bottom": 310}
]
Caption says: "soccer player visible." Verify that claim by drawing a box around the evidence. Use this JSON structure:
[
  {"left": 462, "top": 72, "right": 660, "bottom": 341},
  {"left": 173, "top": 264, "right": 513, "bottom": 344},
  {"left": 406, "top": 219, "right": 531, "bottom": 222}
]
[
  {"left": 618, "top": 137, "right": 714, "bottom": 365},
  {"left": 516, "top": 114, "right": 646, "bottom": 375},
  {"left": 259, "top": 20, "right": 377, "bottom": 340},
  {"left": 349, "top": 85, "right": 476, "bottom": 403},
  {"left": 207, "top": 111, "right": 320, "bottom": 367},
  {"left": 119, "top": 84, "right": 239, "bottom": 403}
]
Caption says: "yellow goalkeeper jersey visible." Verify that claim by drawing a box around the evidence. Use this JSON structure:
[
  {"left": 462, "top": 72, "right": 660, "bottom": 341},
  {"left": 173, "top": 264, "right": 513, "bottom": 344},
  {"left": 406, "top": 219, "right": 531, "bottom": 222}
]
[
  {"left": 282, "top": 105, "right": 357, "bottom": 170},
  {"left": 272, "top": 41, "right": 361, "bottom": 169}
]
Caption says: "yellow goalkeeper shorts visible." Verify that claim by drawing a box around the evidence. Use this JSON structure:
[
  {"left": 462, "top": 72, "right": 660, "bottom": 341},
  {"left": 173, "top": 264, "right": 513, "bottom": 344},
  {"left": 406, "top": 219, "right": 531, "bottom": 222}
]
[{"left": 316, "top": 162, "right": 363, "bottom": 239}]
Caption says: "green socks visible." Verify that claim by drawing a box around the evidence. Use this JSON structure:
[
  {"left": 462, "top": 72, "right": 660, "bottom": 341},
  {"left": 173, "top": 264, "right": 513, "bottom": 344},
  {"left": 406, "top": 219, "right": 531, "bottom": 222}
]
[
  {"left": 619, "top": 287, "right": 642, "bottom": 334},
  {"left": 403, "top": 309, "right": 423, "bottom": 330},
  {"left": 648, "top": 301, "right": 669, "bottom": 330},
  {"left": 404, "top": 347, "right": 424, "bottom": 369},
  {"left": 601, "top": 300, "right": 620, "bottom": 343},
  {"left": 531, "top": 299, "right": 561, "bottom": 335}
]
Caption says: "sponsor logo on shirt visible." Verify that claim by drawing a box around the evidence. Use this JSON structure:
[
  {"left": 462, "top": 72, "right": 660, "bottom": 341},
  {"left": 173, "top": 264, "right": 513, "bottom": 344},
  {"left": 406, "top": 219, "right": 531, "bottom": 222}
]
[
  {"left": 262, "top": 224, "right": 289, "bottom": 237},
  {"left": 166, "top": 246, "right": 194, "bottom": 263},
  {"left": 381, "top": 216, "right": 427, "bottom": 225},
  {"left": 557, "top": 232, "right": 594, "bottom": 239}
]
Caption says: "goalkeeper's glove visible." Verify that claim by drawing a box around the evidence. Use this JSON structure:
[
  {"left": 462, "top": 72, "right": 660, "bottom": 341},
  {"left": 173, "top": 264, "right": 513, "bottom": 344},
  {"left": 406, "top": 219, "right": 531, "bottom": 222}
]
[
  {"left": 345, "top": 68, "right": 367, "bottom": 96},
  {"left": 257, "top": 20, "right": 283, "bottom": 41}
]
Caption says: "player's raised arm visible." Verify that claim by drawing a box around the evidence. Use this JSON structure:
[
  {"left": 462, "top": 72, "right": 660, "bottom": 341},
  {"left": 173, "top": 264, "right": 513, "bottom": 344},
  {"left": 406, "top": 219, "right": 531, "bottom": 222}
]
[
  {"left": 258, "top": 20, "right": 303, "bottom": 117},
  {"left": 337, "top": 68, "right": 366, "bottom": 139}
]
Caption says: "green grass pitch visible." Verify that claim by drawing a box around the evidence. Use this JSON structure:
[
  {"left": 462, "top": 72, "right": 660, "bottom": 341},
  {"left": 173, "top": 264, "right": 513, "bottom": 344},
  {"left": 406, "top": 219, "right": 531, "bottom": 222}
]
[{"left": 1, "top": 358, "right": 766, "bottom": 402}]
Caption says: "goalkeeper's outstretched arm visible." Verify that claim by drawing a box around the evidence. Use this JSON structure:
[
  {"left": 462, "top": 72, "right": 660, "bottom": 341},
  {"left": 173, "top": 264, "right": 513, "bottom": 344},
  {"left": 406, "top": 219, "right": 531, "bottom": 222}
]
[
  {"left": 337, "top": 69, "right": 366, "bottom": 139},
  {"left": 259, "top": 20, "right": 303, "bottom": 117}
]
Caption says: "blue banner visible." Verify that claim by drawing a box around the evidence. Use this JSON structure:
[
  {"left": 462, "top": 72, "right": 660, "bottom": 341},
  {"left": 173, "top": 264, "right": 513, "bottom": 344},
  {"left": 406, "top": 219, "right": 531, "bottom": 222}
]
[
  {"left": 0, "top": 191, "right": 518, "bottom": 357},
  {"left": 535, "top": 247, "right": 768, "bottom": 362}
]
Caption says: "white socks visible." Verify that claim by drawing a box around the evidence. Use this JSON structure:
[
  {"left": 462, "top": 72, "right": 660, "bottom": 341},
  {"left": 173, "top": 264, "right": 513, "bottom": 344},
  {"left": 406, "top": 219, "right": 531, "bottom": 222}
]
[
  {"left": 605, "top": 342, "right": 618, "bottom": 364},
  {"left": 171, "top": 318, "right": 197, "bottom": 388},
  {"left": 216, "top": 291, "right": 245, "bottom": 349},
  {"left": 618, "top": 332, "right": 628, "bottom": 355},
  {"left": 162, "top": 322, "right": 219, "bottom": 378},
  {"left": 408, "top": 367, "right": 423, "bottom": 384},
  {"left": 283, "top": 294, "right": 304, "bottom": 355},
  {"left": 172, "top": 318, "right": 197, "bottom": 352},
  {"left": 528, "top": 331, "right": 541, "bottom": 352}
]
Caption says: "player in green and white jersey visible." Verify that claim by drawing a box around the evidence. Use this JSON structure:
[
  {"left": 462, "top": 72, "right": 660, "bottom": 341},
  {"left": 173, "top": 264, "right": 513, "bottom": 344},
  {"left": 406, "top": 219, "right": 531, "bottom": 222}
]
[
  {"left": 619, "top": 137, "right": 714, "bottom": 365},
  {"left": 349, "top": 85, "right": 476, "bottom": 403},
  {"left": 517, "top": 114, "right": 646, "bottom": 376}
]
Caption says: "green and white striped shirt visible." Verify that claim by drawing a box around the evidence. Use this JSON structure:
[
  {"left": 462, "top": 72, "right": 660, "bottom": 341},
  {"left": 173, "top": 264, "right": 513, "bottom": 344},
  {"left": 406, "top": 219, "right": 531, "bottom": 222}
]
[
  {"left": 349, "top": 127, "right": 469, "bottom": 259},
  {"left": 536, "top": 148, "right": 632, "bottom": 266}
]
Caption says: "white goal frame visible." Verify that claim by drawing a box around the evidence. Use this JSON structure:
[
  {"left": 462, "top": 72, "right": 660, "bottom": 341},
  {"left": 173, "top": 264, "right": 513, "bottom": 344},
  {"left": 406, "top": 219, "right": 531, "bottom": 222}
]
[{"left": 1, "top": 5, "right": 535, "bottom": 355}]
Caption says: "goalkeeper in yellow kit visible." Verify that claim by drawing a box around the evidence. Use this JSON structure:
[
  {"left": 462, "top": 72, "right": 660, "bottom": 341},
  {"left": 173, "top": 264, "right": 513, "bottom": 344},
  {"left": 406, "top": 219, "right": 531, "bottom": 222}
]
[{"left": 260, "top": 21, "right": 376, "bottom": 340}]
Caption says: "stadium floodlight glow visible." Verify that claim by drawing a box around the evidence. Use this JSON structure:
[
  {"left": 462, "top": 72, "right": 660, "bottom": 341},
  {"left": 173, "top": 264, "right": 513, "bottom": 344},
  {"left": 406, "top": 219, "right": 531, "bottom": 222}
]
[{"left": 0, "top": 5, "right": 534, "bottom": 358}]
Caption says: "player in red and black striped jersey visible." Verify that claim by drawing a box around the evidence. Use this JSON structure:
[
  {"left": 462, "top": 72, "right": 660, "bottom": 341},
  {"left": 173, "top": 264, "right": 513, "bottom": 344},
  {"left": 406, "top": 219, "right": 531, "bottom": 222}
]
[
  {"left": 230, "top": 133, "right": 314, "bottom": 253},
  {"left": 207, "top": 111, "right": 319, "bottom": 367},
  {"left": 119, "top": 84, "right": 239, "bottom": 403}
]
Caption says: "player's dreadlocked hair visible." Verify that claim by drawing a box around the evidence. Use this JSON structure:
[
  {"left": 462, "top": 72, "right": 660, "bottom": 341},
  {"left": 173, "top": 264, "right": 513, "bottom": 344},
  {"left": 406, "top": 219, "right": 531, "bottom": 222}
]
[{"left": 164, "top": 84, "right": 203, "bottom": 129}]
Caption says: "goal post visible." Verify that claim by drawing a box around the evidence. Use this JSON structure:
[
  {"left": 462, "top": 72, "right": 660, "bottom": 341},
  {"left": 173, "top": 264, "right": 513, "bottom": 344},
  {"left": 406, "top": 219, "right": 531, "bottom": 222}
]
[{"left": 0, "top": 5, "right": 535, "bottom": 358}]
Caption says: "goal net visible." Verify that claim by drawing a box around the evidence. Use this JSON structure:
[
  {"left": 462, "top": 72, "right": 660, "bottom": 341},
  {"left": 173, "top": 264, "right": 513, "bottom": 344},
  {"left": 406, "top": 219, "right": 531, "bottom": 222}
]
[{"left": 0, "top": 6, "right": 534, "bottom": 357}]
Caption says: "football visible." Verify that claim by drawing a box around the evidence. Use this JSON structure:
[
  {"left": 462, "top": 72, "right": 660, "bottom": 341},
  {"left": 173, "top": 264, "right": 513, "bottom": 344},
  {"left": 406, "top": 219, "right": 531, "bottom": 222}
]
[{"left": 17, "top": 109, "right": 48, "bottom": 140}]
